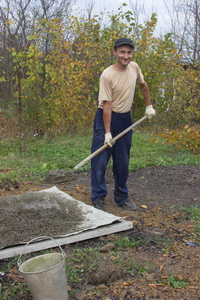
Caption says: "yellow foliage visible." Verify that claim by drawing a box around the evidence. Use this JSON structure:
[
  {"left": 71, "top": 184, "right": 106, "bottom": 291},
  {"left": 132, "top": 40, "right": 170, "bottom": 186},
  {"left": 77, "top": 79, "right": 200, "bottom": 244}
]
[
  {"left": 160, "top": 126, "right": 200, "bottom": 154},
  {"left": 11, "top": 11, "right": 199, "bottom": 133}
]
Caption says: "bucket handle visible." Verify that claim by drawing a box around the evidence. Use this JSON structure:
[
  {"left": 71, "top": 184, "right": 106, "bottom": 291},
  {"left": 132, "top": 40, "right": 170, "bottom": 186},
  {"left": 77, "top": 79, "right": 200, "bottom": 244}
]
[{"left": 17, "top": 236, "right": 66, "bottom": 267}]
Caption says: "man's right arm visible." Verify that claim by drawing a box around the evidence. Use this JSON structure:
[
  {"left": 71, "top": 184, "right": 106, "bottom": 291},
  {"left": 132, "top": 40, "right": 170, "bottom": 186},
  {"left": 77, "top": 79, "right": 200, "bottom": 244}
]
[
  {"left": 103, "top": 101, "right": 113, "bottom": 147},
  {"left": 103, "top": 101, "right": 112, "bottom": 133}
]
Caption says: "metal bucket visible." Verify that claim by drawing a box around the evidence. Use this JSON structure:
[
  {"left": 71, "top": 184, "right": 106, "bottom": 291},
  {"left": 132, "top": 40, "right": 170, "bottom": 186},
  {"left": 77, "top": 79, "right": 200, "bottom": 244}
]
[{"left": 18, "top": 236, "right": 68, "bottom": 300}]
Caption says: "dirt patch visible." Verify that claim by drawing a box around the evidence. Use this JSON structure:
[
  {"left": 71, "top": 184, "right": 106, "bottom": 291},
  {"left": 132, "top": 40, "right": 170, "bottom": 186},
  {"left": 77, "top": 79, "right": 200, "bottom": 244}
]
[
  {"left": 0, "top": 191, "right": 87, "bottom": 248},
  {"left": 0, "top": 165, "right": 200, "bottom": 299}
]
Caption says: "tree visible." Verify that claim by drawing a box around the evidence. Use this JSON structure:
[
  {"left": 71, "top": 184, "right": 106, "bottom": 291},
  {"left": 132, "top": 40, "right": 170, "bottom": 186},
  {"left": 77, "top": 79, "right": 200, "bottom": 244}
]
[
  {"left": 0, "top": 2, "right": 199, "bottom": 135},
  {"left": 0, "top": 0, "right": 74, "bottom": 108},
  {"left": 163, "top": 0, "right": 200, "bottom": 66}
]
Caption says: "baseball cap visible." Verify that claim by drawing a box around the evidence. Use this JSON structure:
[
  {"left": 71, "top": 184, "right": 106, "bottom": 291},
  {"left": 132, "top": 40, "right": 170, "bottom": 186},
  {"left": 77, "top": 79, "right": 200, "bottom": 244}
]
[{"left": 114, "top": 38, "right": 135, "bottom": 49}]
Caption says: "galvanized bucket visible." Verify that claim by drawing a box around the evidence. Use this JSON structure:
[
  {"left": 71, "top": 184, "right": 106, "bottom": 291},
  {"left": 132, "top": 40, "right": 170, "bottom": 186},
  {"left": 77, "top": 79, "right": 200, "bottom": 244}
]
[{"left": 18, "top": 236, "right": 68, "bottom": 300}]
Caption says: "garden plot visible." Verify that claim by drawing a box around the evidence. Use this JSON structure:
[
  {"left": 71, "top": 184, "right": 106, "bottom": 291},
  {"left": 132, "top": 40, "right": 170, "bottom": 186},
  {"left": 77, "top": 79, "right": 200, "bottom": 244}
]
[{"left": 0, "top": 187, "right": 132, "bottom": 259}]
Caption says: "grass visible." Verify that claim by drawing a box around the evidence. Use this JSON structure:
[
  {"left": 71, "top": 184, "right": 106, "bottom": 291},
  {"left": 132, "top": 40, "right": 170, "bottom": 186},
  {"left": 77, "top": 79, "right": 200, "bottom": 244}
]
[
  {"left": 0, "top": 216, "right": 198, "bottom": 299},
  {"left": 65, "top": 238, "right": 155, "bottom": 297},
  {"left": 0, "top": 129, "right": 199, "bottom": 182},
  {"left": 0, "top": 129, "right": 199, "bottom": 299},
  {"left": 0, "top": 282, "right": 30, "bottom": 300},
  {"left": 0, "top": 234, "right": 170, "bottom": 299},
  {"left": 130, "top": 131, "right": 199, "bottom": 169},
  {"left": 160, "top": 275, "right": 189, "bottom": 288},
  {"left": 180, "top": 206, "right": 200, "bottom": 233}
]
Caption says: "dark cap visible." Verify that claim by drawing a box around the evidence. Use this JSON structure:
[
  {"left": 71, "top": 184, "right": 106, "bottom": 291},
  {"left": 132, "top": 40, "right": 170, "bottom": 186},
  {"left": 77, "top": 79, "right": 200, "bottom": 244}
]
[{"left": 114, "top": 38, "right": 135, "bottom": 49}]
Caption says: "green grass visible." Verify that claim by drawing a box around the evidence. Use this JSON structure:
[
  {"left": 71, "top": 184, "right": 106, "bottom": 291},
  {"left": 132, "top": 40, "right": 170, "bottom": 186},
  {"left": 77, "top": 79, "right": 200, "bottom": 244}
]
[
  {"left": 180, "top": 206, "right": 200, "bottom": 233},
  {"left": 65, "top": 240, "right": 154, "bottom": 296},
  {"left": 130, "top": 131, "right": 199, "bottom": 169},
  {"left": 0, "top": 130, "right": 199, "bottom": 182},
  {"left": 160, "top": 275, "right": 189, "bottom": 288}
]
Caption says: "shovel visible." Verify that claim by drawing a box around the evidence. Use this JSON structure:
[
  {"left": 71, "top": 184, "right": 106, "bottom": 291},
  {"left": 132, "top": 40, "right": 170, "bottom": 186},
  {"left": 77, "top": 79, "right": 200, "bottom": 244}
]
[{"left": 73, "top": 115, "right": 147, "bottom": 171}]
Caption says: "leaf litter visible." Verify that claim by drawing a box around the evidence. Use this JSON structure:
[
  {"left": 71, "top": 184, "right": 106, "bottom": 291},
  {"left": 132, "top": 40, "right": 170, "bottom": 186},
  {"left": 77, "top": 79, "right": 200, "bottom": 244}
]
[{"left": 0, "top": 165, "right": 199, "bottom": 299}]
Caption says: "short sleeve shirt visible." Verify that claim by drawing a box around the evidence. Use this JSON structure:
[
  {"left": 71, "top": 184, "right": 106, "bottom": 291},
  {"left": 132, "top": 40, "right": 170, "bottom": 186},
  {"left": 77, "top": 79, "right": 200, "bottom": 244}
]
[{"left": 98, "top": 61, "right": 145, "bottom": 113}]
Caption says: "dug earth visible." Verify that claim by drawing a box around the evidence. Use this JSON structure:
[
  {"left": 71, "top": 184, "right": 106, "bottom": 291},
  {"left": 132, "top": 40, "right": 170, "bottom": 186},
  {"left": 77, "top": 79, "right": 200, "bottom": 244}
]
[{"left": 0, "top": 165, "right": 199, "bottom": 299}]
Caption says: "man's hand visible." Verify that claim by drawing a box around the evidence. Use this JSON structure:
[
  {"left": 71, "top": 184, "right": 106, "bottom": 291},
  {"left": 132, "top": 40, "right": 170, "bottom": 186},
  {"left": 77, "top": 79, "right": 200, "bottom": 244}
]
[
  {"left": 104, "top": 132, "right": 113, "bottom": 147},
  {"left": 145, "top": 105, "right": 156, "bottom": 119}
]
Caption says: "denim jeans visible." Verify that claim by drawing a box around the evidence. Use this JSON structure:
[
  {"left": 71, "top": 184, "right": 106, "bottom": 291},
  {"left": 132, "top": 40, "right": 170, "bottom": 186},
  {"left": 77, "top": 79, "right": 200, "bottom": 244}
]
[{"left": 91, "top": 108, "right": 132, "bottom": 205}]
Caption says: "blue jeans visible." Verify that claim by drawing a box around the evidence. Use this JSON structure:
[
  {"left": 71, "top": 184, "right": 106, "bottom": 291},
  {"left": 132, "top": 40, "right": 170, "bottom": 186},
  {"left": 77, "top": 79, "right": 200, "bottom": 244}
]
[{"left": 91, "top": 109, "right": 132, "bottom": 205}]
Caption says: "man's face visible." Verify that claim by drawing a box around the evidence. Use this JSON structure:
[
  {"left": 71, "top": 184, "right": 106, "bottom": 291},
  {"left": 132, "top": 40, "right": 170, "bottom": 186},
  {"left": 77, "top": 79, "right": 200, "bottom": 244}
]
[{"left": 113, "top": 45, "right": 134, "bottom": 67}]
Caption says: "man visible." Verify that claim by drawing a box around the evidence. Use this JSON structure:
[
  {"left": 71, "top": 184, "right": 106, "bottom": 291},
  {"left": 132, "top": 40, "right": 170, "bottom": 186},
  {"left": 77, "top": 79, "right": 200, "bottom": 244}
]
[{"left": 91, "top": 38, "right": 155, "bottom": 212}]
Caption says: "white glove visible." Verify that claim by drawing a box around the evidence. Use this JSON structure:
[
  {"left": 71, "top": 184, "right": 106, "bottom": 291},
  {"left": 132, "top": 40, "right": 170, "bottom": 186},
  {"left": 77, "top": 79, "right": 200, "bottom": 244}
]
[
  {"left": 145, "top": 105, "right": 156, "bottom": 119},
  {"left": 104, "top": 132, "right": 113, "bottom": 147}
]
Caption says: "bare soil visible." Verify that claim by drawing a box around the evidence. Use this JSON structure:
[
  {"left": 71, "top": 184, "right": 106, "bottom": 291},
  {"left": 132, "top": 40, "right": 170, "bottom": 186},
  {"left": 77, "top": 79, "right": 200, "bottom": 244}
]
[{"left": 0, "top": 165, "right": 200, "bottom": 299}]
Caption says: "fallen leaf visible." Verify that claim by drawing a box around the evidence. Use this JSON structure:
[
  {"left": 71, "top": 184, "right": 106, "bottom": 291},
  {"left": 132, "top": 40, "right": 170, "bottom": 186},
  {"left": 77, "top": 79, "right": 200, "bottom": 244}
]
[
  {"left": 17, "top": 292, "right": 24, "bottom": 298},
  {"left": 109, "top": 255, "right": 118, "bottom": 261},
  {"left": 112, "top": 290, "right": 118, "bottom": 296},
  {"left": 162, "top": 139, "right": 169, "bottom": 145},
  {"left": 141, "top": 205, "right": 148, "bottom": 209},
  {"left": 148, "top": 284, "right": 156, "bottom": 287},
  {"left": 99, "top": 243, "right": 115, "bottom": 252},
  {"left": 74, "top": 264, "right": 84, "bottom": 269},
  {"left": 161, "top": 275, "right": 168, "bottom": 279},
  {"left": 75, "top": 184, "right": 86, "bottom": 193},
  {"left": 122, "top": 281, "right": 131, "bottom": 286},
  {"left": 74, "top": 292, "right": 86, "bottom": 300},
  {"left": 159, "top": 265, "right": 165, "bottom": 272}
]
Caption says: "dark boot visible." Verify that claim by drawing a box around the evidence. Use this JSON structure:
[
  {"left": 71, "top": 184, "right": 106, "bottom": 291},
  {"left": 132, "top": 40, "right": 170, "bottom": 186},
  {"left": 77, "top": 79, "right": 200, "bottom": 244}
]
[
  {"left": 119, "top": 200, "right": 138, "bottom": 211},
  {"left": 92, "top": 197, "right": 106, "bottom": 212}
]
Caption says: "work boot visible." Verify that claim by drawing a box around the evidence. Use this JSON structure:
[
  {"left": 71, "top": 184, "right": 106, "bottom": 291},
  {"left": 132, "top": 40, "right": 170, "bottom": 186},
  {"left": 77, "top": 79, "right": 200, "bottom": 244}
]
[
  {"left": 92, "top": 197, "right": 106, "bottom": 212},
  {"left": 119, "top": 200, "right": 138, "bottom": 211}
]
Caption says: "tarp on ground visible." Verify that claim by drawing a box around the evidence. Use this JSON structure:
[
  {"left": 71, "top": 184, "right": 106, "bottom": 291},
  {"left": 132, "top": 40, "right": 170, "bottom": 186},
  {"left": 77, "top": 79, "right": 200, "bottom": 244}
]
[{"left": 0, "top": 187, "right": 132, "bottom": 259}]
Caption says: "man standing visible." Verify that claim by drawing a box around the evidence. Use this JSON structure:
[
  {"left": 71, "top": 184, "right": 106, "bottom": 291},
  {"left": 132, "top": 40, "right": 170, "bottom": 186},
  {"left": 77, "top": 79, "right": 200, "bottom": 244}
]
[{"left": 91, "top": 38, "right": 155, "bottom": 211}]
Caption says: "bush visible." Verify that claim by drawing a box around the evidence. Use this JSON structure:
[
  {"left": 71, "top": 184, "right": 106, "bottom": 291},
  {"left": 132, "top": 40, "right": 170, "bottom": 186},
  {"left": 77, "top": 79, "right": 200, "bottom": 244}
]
[{"left": 159, "top": 125, "right": 200, "bottom": 154}]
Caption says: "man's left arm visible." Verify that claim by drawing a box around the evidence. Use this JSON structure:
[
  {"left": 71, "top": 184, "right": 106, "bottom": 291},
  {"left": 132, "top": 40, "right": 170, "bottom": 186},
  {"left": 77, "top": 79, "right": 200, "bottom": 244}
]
[{"left": 139, "top": 81, "right": 156, "bottom": 119}]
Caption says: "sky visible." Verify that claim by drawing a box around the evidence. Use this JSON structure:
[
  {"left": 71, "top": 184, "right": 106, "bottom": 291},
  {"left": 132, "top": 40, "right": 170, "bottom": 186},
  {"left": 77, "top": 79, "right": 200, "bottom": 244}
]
[{"left": 72, "top": 0, "right": 174, "bottom": 35}]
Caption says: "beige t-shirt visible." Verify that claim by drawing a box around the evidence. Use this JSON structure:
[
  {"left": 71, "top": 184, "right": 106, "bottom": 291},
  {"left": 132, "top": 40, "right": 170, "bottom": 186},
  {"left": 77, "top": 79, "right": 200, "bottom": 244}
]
[{"left": 98, "top": 61, "right": 145, "bottom": 113}]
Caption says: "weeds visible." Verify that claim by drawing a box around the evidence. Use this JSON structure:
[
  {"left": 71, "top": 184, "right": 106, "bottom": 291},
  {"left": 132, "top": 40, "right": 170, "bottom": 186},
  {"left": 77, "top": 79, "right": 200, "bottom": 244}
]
[
  {"left": 159, "top": 125, "right": 200, "bottom": 154},
  {"left": 160, "top": 275, "right": 189, "bottom": 288},
  {"left": 129, "top": 263, "right": 152, "bottom": 277},
  {"left": 0, "top": 279, "right": 31, "bottom": 300},
  {"left": 114, "top": 236, "right": 134, "bottom": 248},
  {"left": 180, "top": 206, "right": 200, "bottom": 233}
]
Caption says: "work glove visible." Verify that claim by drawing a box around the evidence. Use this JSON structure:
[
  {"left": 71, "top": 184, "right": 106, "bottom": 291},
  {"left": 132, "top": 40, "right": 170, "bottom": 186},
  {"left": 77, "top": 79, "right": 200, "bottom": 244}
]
[
  {"left": 145, "top": 105, "right": 156, "bottom": 119},
  {"left": 104, "top": 132, "right": 113, "bottom": 147}
]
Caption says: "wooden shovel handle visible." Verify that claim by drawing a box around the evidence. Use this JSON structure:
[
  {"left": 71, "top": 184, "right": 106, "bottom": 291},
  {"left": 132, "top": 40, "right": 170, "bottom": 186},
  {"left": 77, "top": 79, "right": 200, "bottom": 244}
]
[{"left": 73, "top": 115, "right": 147, "bottom": 171}]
